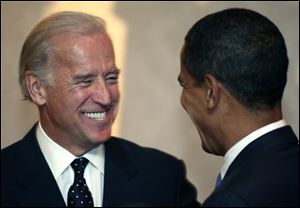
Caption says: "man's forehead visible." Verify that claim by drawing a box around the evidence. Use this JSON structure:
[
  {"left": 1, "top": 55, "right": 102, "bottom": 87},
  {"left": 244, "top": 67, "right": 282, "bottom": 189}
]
[
  {"left": 51, "top": 33, "right": 114, "bottom": 66},
  {"left": 51, "top": 32, "right": 112, "bottom": 54}
]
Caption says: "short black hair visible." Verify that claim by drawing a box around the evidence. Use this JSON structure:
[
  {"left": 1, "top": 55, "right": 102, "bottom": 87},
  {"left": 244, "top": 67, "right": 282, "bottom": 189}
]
[{"left": 183, "top": 8, "right": 288, "bottom": 110}]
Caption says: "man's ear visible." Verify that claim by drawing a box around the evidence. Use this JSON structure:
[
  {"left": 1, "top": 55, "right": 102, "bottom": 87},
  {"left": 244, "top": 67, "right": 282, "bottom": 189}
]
[
  {"left": 203, "top": 74, "right": 220, "bottom": 109},
  {"left": 25, "top": 71, "right": 47, "bottom": 106}
]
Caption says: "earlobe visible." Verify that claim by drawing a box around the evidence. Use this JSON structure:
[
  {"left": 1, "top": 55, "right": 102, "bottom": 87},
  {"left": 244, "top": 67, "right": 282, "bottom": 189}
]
[{"left": 25, "top": 71, "right": 46, "bottom": 105}]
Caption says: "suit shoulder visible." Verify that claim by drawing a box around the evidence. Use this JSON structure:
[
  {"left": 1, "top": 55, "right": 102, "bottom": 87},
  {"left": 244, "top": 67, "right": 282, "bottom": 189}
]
[
  {"left": 1, "top": 138, "right": 27, "bottom": 160},
  {"left": 2, "top": 124, "right": 37, "bottom": 158},
  {"left": 106, "top": 137, "right": 182, "bottom": 165}
]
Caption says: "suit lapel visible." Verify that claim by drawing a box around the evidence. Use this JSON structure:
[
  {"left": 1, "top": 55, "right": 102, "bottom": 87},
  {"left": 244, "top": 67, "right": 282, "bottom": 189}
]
[
  {"left": 15, "top": 124, "right": 66, "bottom": 207},
  {"left": 102, "top": 137, "right": 137, "bottom": 207}
]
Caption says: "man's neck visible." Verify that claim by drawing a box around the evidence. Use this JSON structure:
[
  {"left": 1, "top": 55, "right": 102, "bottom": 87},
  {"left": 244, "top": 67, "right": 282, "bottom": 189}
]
[{"left": 220, "top": 105, "right": 283, "bottom": 154}]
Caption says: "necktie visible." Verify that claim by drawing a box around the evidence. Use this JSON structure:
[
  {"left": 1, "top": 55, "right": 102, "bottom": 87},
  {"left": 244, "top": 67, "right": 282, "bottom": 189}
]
[
  {"left": 215, "top": 173, "right": 222, "bottom": 188},
  {"left": 68, "top": 157, "right": 94, "bottom": 207}
]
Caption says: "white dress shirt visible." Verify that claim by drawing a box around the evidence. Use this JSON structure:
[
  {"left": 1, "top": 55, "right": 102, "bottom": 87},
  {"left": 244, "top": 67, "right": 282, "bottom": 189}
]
[
  {"left": 36, "top": 122, "right": 105, "bottom": 207},
  {"left": 220, "top": 119, "right": 288, "bottom": 179}
]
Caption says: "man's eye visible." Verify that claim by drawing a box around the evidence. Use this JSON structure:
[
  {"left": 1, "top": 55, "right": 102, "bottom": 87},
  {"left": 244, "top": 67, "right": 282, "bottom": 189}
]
[
  {"left": 82, "top": 80, "right": 92, "bottom": 83},
  {"left": 105, "top": 74, "right": 119, "bottom": 84},
  {"left": 77, "top": 79, "right": 93, "bottom": 86}
]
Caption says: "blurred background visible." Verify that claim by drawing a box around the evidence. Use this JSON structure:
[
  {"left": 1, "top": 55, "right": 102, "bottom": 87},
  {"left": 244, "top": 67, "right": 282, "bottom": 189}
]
[{"left": 1, "top": 1, "right": 299, "bottom": 202}]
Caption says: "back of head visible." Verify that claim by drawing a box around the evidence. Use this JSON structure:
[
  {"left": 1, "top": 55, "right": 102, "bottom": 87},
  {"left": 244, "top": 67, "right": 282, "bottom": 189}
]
[
  {"left": 183, "top": 8, "right": 288, "bottom": 110},
  {"left": 19, "top": 11, "right": 107, "bottom": 101}
]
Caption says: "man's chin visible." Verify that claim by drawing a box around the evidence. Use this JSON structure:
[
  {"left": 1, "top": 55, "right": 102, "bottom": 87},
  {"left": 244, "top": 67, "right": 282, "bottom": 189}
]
[
  {"left": 89, "top": 129, "right": 112, "bottom": 143},
  {"left": 202, "top": 143, "right": 222, "bottom": 156},
  {"left": 202, "top": 143, "right": 211, "bottom": 154}
]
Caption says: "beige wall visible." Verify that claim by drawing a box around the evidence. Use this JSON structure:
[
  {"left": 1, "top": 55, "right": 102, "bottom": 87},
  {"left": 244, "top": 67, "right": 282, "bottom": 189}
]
[{"left": 1, "top": 1, "right": 299, "bottom": 202}]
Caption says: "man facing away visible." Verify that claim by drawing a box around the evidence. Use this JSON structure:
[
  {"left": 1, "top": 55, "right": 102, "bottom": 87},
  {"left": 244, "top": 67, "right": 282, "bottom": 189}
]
[
  {"left": 1, "top": 11, "right": 200, "bottom": 207},
  {"left": 178, "top": 8, "right": 299, "bottom": 207}
]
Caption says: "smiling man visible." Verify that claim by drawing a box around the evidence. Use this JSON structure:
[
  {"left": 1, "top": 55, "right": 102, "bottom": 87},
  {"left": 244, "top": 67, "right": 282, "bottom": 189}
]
[
  {"left": 30, "top": 32, "right": 119, "bottom": 156},
  {"left": 1, "top": 11, "right": 200, "bottom": 207}
]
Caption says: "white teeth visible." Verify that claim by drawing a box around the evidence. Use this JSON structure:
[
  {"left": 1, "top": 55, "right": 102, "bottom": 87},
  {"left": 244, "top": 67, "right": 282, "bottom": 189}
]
[{"left": 84, "top": 112, "right": 106, "bottom": 121}]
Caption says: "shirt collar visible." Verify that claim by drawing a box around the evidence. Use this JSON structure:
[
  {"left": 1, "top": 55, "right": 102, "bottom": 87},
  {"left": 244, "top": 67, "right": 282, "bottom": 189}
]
[
  {"left": 36, "top": 122, "right": 105, "bottom": 179},
  {"left": 221, "top": 119, "right": 287, "bottom": 179}
]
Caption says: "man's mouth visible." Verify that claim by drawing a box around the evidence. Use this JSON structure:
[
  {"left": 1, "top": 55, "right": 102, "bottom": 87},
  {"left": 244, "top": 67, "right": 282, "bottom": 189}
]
[{"left": 83, "top": 112, "right": 106, "bottom": 121}]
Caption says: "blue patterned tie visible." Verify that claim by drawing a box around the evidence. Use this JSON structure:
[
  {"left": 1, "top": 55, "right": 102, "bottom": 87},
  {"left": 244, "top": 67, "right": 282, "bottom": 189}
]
[{"left": 68, "top": 157, "right": 94, "bottom": 207}]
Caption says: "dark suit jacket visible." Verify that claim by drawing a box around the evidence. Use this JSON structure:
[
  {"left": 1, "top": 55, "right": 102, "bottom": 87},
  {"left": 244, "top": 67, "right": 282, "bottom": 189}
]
[
  {"left": 203, "top": 126, "right": 299, "bottom": 207},
  {"left": 1, "top": 124, "right": 200, "bottom": 207}
]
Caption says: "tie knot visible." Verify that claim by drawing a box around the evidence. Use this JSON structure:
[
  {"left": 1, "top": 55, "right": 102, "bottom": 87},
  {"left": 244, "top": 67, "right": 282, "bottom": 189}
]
[{"left": 71, "top": 157, "right": 89, "bottom": 178}]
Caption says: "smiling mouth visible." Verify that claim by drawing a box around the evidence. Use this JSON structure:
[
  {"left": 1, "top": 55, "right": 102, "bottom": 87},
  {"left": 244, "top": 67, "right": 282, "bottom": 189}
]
[{"left": 83, "top": 112, "right": 106, "bottom": 121}]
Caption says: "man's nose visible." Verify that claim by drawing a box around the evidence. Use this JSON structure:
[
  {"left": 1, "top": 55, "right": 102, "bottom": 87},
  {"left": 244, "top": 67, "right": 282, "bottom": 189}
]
[{"left": 91, "top": 80, "right": 111, "bottom": 106}]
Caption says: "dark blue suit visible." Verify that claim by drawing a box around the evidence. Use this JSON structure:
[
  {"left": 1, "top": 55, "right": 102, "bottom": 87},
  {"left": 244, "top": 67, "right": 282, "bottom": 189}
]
[
  {"left": 1, "top": 124, "right": 200, "bottom": 207},
  {"left": 203, "top": 126, "right": 299, "bottom": 207}
]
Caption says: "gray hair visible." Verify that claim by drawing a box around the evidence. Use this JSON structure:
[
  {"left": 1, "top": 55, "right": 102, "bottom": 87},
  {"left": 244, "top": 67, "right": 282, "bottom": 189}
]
[{"left": 19, "top": 11, "right": 107, "bottom": 100}]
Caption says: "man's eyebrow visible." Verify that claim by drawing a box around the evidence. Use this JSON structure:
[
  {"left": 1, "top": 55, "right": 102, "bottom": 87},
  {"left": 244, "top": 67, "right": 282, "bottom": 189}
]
[
  {"left": 72, "top": 68, "right": 120, "bottom": 81},
  {"left": 72, "top": 73, "right": 96, "bottom": 82},
  {"left": 108, "top": 68, "right": 121, "bottom": 74}
]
